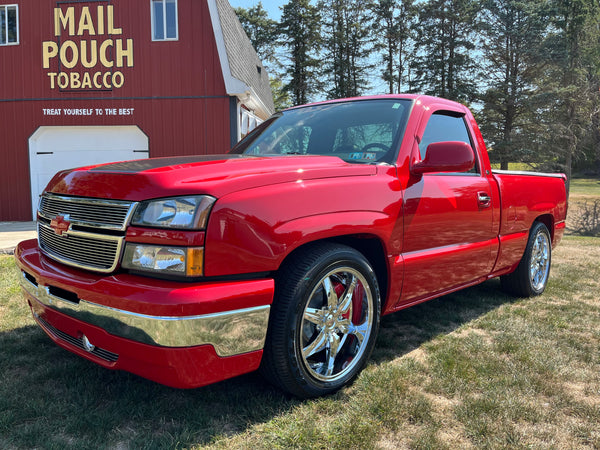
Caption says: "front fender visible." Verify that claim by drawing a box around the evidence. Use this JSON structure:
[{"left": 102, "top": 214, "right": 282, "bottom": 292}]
[{"left": 203, "top": 170, "right": 402, "bottom": 277}]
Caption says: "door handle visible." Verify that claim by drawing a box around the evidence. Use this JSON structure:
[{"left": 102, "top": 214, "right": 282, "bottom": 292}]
[{"left": 477, "top": 192, "right": 491, "bottom": 208}]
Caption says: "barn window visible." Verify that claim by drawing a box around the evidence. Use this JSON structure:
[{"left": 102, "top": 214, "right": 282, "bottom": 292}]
[
  {"left": 0, "top": 5, "right": 18, "bottom": 46},
  {"left": 151, "top": 0, "right": 178, "bottom": 41}
]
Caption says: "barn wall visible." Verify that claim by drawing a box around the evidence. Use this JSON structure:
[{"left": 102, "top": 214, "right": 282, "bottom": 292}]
[{"left": 0, "top": 0, "right": 231, "bottom": 220}]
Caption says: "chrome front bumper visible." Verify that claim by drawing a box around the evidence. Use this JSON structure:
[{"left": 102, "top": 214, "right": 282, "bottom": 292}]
[{"left": 20, "top": 272, "right": 271, "bottom": 357}]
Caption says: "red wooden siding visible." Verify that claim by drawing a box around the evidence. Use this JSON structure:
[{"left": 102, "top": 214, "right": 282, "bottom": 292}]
[{"left": 0, "top": 0, "right": 231, "bottom": 220}]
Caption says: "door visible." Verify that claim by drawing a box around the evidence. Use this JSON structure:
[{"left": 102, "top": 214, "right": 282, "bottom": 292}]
[
  {"left": 28, "top": 126, "right": 149, "bottom": 218},
  {"left": 400, "top": 110, "right": 496, "bottom": 302}
]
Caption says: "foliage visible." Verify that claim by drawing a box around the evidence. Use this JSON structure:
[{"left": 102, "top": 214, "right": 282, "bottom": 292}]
[
  {"left": 372, "top": 0, "right": 417, "bottom": 94},
  {"left": 410, "top": 0, "right": 479, "bottom": 102},
  {"left": 278, "top": 0, "right": 322, "bottom": 104},
  {"left": 269, "top": 76, "right": 293, "bottom": 111},
  {"left": 570, "top": 199, "right": 600, "bottom": 236},
  {"left": 535, "top": 0, "right": 600, "bottom": 186},
  {"left": 320, "top": 0, "right": 375, "bottom": 99},
  {"left": 477, "top": 0, "right": 548, "bottom": 170},
  {"left": 234, "top": 2, "right": 279, "bottom": 68},
  {"left": 234, "top": 0, "right": 600, "bottom": 175}
]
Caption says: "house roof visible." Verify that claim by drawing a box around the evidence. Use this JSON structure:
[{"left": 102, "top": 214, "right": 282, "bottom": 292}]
[{"left": 208, "top": 0, "right": 275, "bottom": 119}]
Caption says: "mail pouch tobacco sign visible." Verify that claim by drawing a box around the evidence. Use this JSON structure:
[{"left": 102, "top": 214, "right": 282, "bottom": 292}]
[{"left": 42, "top": 4, "right": 134, "bottom": 91}]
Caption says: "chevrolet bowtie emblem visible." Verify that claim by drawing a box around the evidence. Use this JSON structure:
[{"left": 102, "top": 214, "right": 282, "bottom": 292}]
[{"left": 50, "top": 214, "right": 71, "bottom": 236}]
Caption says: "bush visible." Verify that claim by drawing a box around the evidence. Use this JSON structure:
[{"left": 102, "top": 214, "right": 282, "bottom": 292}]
[{"left": 571, "top": 200, "right": 600, "bottom": 236}]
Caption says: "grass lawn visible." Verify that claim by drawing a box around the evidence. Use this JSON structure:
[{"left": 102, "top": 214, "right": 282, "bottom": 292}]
[
  {"left": 1, "top": 182, "right": 598, "bottom": 449},
  {"left": 569, "top": 178, "right": 600, "bottom": 200}
]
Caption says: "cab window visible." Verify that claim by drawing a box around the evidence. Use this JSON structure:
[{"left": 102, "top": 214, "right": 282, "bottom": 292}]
[{"left": 418, "top": 112, "right": 478, "bottom": 174}]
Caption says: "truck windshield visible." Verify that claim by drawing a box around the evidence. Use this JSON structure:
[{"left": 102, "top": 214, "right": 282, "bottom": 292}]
[{"left": 230, "top": 99, "right": 413, "bottom": 164}]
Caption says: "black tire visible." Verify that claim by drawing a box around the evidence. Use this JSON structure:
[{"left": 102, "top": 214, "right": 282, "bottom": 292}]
[
  {"left": 261, "top": 243, "right": 381, "bottom": 398},
  {"left": 501, "top": 222, "right": 552, "bottom": 297}
]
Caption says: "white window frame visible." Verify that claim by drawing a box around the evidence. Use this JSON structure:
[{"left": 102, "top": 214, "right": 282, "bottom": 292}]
[
  {"left": 238, "top": 106, "right": 263, "bottom": 141},
  {"left": 0, "top": 4, "right": 19, "bottom": 46},
  {"left": 150, "top": 0, "right": 179, "bottom": 41}
]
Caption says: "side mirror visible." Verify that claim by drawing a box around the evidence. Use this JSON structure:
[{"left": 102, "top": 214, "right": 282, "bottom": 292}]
[{"left": 411, "top": 141, "right": 475, "bottom": 175}]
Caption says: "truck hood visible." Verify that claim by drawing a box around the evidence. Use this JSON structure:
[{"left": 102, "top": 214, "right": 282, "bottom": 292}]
[{"left": 44, "top": 154, "right": 378, "bottom": 201}]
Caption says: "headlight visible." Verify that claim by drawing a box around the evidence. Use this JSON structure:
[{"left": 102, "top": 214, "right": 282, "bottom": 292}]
[
  {"left": 122, "top": 244, "right": 204, "bottom": 276},
  {"left": 132, "top": 195, "right": 215, "bottom": 229}
]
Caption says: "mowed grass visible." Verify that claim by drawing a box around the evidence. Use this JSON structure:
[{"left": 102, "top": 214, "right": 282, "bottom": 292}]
[
  {"left": 1, "top": 236, "right": 599, "bottom": 449},
  {"left": 570, "top": 178, "right": 600, "bottom": 200},
  {"left": 1, "top": 179, "right": 598, "bottom": 449}
]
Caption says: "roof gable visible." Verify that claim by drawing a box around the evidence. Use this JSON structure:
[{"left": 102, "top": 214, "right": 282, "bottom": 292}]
[{"left": 208, "top": 0, "right": 274, "bottom": 119}]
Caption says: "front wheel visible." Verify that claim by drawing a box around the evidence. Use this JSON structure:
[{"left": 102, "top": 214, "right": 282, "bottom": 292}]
[
  {"left": 261, "top": 243, "right": 381, "bottom": 398},
  {"left": 501, "top": 222, "right": 552, "bottom": 297}
]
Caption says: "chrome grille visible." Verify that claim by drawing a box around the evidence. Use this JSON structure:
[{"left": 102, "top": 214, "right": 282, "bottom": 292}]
[
  {"left": 39, "top": 194, "right": 135, "bottom": 231},
  {"left": 37, "top": 193, "right": 135, "bottom": 273},
  {"left": 39, "top": 224, "right": 122, "bottom": 271}
]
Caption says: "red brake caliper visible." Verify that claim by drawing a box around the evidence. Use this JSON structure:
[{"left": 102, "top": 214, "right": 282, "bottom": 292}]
[
  {"left": 334, "top": 279, "right": 363, "bottom": 324},
  {"left": 333, "top": 278, "right": 364, "bottom": 370},
  {"left": 351, "top": 282, "right": 364, "bottom": 324}
]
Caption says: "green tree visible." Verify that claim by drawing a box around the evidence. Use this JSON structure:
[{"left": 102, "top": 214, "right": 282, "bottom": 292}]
[
  {"left": 411, "top": 0, "right": 479, "bottom": 101},
  {"left": 270, "top": 77, "right": 293, "bottom": 111},
  {"left": 477, "top": 0, "right": 548, "bottom": 170},
  {"left": 234, "top": 2, "right": 279, "bottom": 67},
  {"left": 372, "top": 0, "right": 417, "bottom": 94},
  {"left": 279, "top": 0, "right": 322, "bottom": 104},
  {"left": 584, "top": 5, "right": 600, "bottom": 175},
  {"left": 538, "top": 0, "right": 600, "bottom": 186},
  {"left": 321, "top": 0, "right": 374, "bottom": 98}
]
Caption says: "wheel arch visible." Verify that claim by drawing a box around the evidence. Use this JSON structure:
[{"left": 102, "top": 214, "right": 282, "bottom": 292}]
[
  {"left": 534, "top": 214, "right": 554, "bottom": 241},
  {"left": 275, "top": 234, "right": 389, "bottom": 310}
]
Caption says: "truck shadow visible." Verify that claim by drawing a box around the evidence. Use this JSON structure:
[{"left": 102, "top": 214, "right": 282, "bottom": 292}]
[
  {"left": 2, "top": 278, "right": 518, "bottom": 448},
  {"left": 373, "top": 278, "right": 517, "bottom": 363}
]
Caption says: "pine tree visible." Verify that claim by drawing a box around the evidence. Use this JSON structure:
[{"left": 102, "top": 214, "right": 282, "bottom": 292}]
[
  {"left": 235, "top": 4, "right": 292, "bottom": 111},
  {"left": 411, "top": 0, "right": 479, "bottom": 102},
  {"left": 372, "top": 0, "right": 417, "bottom": 94},
  {"left": 279, "top": 0, "right": 322, "bottom": 105},
  {"left": 583, "top": 4, "right": 600, "bottom": 175},
  {"left": 270, "top": 77, "right": 293, "bottom": 111},
  {"left": 538, "top": 0, "right": 600, "bottom": 187},
  {"left": 321, "top": 0, "right": 374, "bottom": 99},
  {"left": 477, "top": 0, "right": 548, "bottom": 170},
  {"left": 234, "top": 2, "right": 279, "bottom": 67}
]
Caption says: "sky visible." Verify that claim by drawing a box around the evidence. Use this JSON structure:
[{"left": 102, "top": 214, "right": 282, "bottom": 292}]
[{"left": 228, "top": 0, "right": 283, "bottom": 20}]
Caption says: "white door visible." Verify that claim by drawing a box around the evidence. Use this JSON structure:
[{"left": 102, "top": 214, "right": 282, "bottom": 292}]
[{"left": 28, "top": 126, "right": 149, "bottom": 218}]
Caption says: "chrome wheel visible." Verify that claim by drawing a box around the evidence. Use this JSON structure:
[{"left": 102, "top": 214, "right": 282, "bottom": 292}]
[
  {"left": 300, "top": 267, "right": 374, "bottom": 383},
  {"left": 501, "top": 222, "right": 552, "bottom": 297},
  {"left": 530, "top": 229, "right": 550, "bottom": 292},
  {"left": 261, "top": 243, "right": 380, "bottom": 398}
]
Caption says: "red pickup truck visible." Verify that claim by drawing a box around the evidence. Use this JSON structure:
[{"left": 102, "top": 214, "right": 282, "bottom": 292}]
[{"left": 15, "top": 95, "right": 567, "bottom": 397}]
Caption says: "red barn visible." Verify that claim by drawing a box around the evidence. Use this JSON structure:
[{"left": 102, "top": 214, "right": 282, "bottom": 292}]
[{"left": 0, "top": 0, "right": 274, "bottom": 221}]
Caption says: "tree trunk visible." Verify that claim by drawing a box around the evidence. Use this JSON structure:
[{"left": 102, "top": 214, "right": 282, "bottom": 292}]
[{"left": 593, "top": 104, "right": 600, "bottom": 176}]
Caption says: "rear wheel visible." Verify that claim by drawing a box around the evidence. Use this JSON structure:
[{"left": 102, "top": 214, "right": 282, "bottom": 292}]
[
  {"left": 261, "top": 243, "right": 381, "bottom": 398},
  {"left": 501, "top": 222, "right": 552, "bottom": 297}
]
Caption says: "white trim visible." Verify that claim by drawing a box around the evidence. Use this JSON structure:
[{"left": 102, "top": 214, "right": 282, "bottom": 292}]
[
  {"left": 150, "top": 0, "right": 179, "bottom": 42},
  {"left": 206, "top": 0, "right": 272, "bottom": 120},
  {"left": 241, "top": 86, "right": 272, "bottom": 121},
  {"left": 236, "top": 101, "right": 242, "bottom": 142},
  {"left": 0, "top": 4, "right": 19, "bottom": 46},
  {"left": 239, "top": 107, "right": 263, "bottom": 140}
]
